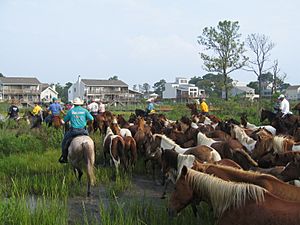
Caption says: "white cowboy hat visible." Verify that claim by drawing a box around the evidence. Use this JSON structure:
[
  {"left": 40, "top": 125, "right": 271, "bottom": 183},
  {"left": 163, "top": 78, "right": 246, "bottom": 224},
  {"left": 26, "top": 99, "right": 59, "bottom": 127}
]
[
  {"left": 73, "top": 97, "right": 84, "bottom": 105},
  {"left": 278, "top": 94, "right": 285, "bottom": 99},
  {"left": 146, "top": 98, "right": 154, "bottom": 102}
]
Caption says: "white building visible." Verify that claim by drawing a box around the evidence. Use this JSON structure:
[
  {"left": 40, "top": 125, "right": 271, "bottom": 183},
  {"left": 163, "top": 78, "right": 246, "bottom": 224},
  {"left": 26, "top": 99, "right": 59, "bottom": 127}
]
[
  {"left": 285, "top": 85, "right": 300, "bottom": 100},
  {"left": 40, "top": 84, "right": 58, "bottom": 103},
  {"left": 162, "top": 77, "right": 204, "bottom": 100},
  {"left": 68, "top": 76, "right": 137, "bottom": 103}
]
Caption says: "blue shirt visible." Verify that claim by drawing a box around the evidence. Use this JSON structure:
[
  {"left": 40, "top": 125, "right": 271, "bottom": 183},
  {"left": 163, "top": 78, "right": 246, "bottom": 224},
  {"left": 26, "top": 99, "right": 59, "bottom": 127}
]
[
  {"left": 48, "top": 102, "right": 62, "bottom": 116},
  {"left": 147, "top": 102, "right": 154, "bottom": 111},
  {"left": 64, "top": 106, "right": 94, "bottom": 129}
]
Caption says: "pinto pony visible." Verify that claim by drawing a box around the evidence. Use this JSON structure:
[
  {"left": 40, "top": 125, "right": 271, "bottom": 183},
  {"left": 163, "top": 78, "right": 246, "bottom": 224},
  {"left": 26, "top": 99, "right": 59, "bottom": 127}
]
[
  {"left": 103, "top": 127, "right": 127, "bottom": 173},
  {"left": 67, "top": 136, "right": 96, "bottom": 197},
  {"left": 169, "top": 166, "right": 300, "bottom": 225}
]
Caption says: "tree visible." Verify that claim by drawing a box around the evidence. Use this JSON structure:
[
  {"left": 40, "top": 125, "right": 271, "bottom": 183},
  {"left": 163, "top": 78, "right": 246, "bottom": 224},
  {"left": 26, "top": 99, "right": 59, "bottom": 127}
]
[
  {"left": 0, "top": 73, "right": 4, "bottom": 77},
  {"left": 196, "top": 73, "right": 233, "bottom": 97},
  {"left": 198, "top": 20, "right": 248, "bottom": 100},
  {"left": 132, "top": 84, "right": 138, "bottom": 91},
  {"left": 247, "top": 81, "right": 259, "bottom": 94},
  {"left": 55, "top": 82, "right": 72, "bottom": 103},
  {"left": 108, "top": 75, "right": 118, "bottom": 80},
  {"left": 189, "top": 76, "right": 202, "bottom": 85},
  {"left": 246, "top": 33, "right": 275, "bottom": 99},
  {"left": 142, "top": 83, "right": 151, "bottom": 94},
  {"left": 153, "top": 79, "right": 166, "bottom": 97}
]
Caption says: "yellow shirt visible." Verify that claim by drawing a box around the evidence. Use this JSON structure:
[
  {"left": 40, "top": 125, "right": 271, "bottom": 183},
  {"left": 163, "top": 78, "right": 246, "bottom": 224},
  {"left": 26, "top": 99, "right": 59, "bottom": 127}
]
[
  {"left": 200, "top": 101, "right": 209, "bottom": 113},
  {"left": 32, "top": 105, "right": 42, "bottom": 116}
]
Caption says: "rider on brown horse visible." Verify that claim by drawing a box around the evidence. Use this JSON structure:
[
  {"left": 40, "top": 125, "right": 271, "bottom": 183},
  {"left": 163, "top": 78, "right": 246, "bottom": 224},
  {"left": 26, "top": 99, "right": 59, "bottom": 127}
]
[
  {"left": 45, "top": 97, "right": 65, "bottom": 127},
  {"left": 59, "top": 97, "right": 94, "bottom": 163}
]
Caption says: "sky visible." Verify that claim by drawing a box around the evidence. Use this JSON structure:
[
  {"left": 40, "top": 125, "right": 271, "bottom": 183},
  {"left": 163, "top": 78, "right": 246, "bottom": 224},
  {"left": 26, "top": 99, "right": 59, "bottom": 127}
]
[{"left": 0, "top": 0, "right": 299, "bottom": 89}]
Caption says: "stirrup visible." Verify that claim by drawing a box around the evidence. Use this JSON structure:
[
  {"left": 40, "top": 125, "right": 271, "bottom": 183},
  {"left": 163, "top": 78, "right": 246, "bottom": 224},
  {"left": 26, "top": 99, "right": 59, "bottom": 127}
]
[{"left": 58, "top": 156, "right": 68, "bottom": 163}]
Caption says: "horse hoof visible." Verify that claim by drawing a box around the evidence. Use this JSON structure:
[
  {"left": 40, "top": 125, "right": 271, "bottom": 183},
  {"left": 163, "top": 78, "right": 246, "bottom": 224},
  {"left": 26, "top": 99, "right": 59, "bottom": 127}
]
[{"left": 160, "top": 195, "right": 166, "bottom": 199}]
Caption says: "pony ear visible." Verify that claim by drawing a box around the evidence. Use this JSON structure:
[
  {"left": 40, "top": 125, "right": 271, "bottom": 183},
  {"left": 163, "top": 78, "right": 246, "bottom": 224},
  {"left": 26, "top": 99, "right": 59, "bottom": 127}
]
[{"left": 181, "top": 165, "right": 188, "bottom": 176}]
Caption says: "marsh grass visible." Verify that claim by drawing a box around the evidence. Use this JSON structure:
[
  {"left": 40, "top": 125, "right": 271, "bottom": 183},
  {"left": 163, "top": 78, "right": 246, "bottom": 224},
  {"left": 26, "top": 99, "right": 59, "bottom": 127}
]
[{"left": 0, "top": 195, "right": 67, "bottom": 225}]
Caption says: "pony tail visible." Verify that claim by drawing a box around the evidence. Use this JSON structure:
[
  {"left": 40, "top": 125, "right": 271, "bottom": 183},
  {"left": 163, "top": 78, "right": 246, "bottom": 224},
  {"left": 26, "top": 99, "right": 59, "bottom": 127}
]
[{"left": 82, "top": 142, "right": 96, "bottom": 186}]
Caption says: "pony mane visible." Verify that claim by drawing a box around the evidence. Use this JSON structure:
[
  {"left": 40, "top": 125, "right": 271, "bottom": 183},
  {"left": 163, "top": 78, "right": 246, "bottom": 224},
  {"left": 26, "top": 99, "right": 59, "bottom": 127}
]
[
  {"left": 154, "top": 134, "right": 179, "bottom": 147},
  {"left": 187, "top": 168, "right": 265, "bottom": 218},
  {"left": 273, "top": 136, "right": 295, "bottom": 154},
  {"left": 232, "top": 125, "right": 256, "bottom": 150}
]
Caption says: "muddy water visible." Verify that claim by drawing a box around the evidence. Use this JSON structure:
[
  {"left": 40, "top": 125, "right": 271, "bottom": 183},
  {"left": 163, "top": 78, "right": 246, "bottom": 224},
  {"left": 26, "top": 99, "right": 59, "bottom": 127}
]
[{"left": 67, "top": 175, "right": 171, "bottom": 224}]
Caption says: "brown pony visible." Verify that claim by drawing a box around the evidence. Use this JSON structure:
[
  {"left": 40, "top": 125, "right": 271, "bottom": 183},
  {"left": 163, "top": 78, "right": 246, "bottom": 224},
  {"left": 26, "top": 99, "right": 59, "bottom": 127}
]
[
  {"left": 186, "top": 102, "right": 198, "bottom": 116},
  {"left": 92, "top": 111, "right": 114, "bottom": 135},
  {"left": 134, "top": 117, "right": 152, "bottom": 155},
  {"left": 258, "top": 151, "right": 300, "bottom": 168},
  {"left": 169, "top": 167, "right": 300, "bottom": 225},
  {"left": 52, "top": 115, "right": 63, "bottom": 129},
  {"left": 279, "top": 158, "right": 300, "bottom": 182},
  {"left": 116, "top": 114, "right": 131, "bottom": 129},
  {"left": 193, "top": 162, "right": 300, "bottom": 202}
]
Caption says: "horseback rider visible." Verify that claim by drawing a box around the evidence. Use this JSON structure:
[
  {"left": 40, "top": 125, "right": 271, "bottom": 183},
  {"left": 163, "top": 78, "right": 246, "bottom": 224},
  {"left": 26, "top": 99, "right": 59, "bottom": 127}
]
[
  {"left": 87, "top": 99, "right": 99, "bottom": 129},
  {"left": 45, "top": 97, "right": 65, "bottom": 127},
  {"left": 31, "top": 102, "right": 43, "bottom": 128},
  {"left": 99, "top": 100, "right": 106, "bottom": 115},
  {"left": 277, "top": 94, "right": 292, "bottom": 118},
  {"left": 7, "top": 99, "right": 19, "bottom": 120},
  {"left": 59, "top": 97, "right": 94, "bottom": 163},
  {"left": 199, "top": 96, "right": 209, "bottom": 116},
  {"left": 146, "top": 98, "right": 155, "bottom": 115}
]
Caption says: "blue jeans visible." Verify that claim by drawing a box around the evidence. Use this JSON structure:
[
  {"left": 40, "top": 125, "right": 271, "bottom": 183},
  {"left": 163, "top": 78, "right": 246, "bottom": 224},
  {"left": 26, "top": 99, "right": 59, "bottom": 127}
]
[{"left": 61, "top": 127, "right": 89, "bottom": 157}]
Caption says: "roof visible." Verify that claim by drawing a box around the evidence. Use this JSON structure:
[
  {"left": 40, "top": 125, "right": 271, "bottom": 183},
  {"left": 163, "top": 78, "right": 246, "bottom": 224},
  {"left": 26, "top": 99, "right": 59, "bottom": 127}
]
[
  {"left": 234, "top": 86, "right": 254, "bottom": 92},
  {"left": 128, "top": 89, "right": 143, "bottom": 95},
  {"left": 81, "top": 79, "right": 128, "bottom": 87},
  {"left": 286, "top": 85, "right": 300, "bottom": 90},
  {"left": 0, "top": 77, "right": 41, "bottom": 85}
]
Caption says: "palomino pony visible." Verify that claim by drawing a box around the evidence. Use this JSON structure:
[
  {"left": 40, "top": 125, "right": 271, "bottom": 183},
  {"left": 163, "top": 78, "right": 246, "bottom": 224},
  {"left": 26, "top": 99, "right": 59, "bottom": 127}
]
[
  {"left": 193, "top": 162, "right": 300, "bottom": 202},
  {"left": 67, "top": 135, "right": 96, "bottom": 197},
  {"left": 169, "top": 166, "right": 300, "bottom": 225}
]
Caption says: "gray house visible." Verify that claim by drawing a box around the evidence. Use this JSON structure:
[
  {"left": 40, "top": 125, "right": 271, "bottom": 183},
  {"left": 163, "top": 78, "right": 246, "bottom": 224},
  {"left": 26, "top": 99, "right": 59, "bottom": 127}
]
[
  {"left": 0, "top": 77, "right": 41, "bottom": 103},
  {"left": 285, "top": 85, "right": 300, "bottom": 100}
]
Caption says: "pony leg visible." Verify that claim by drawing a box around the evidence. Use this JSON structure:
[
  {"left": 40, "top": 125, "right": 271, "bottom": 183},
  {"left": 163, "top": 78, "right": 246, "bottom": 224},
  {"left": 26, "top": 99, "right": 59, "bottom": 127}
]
[{"left": 161, "top": 177, "right": 170, "bottom": 199}]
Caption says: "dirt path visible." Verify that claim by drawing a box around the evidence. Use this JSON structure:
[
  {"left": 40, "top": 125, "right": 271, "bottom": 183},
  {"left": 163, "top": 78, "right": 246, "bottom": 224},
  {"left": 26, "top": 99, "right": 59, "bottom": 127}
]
[{"left": 67, "top": 175, "right": 171, "bottom": 224}]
